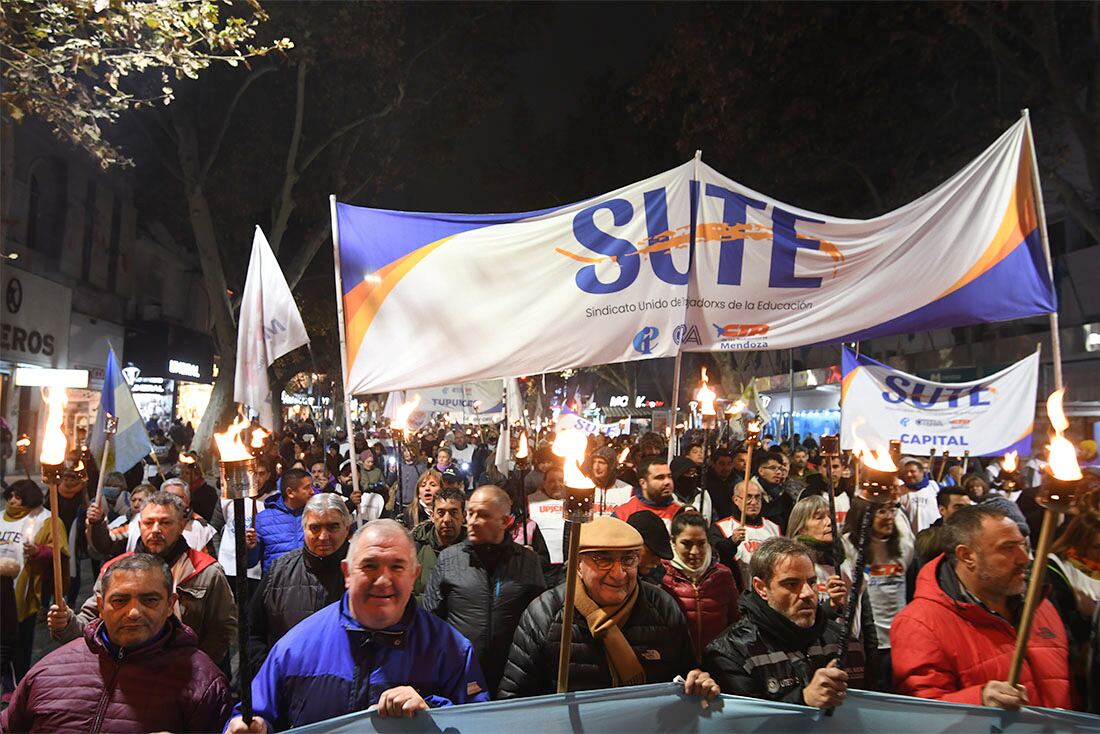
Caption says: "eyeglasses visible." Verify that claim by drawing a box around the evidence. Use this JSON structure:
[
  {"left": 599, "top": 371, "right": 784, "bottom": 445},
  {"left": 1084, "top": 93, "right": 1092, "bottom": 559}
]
[
  {"left": 874, "top": 504, "right": 898, "bottom": 517},
  {"left": 759, "top": 464, "right": 782, "bottom": 472},
  {"left": 584, "top": 552, "right": 641, "bottom": 571}
]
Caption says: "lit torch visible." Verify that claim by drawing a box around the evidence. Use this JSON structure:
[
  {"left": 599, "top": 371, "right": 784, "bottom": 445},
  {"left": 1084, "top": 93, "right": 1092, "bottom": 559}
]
[
  {"left": 213, "top": 411, "right": 259, "bottom": 727},
  {"left": 389, "top": 394, "right": 421, "bottom": 525},
  {"left": 694, "top": 369, "right": 719, "bottom": 514},
  {"left": 551, "top": 429, "right": 596, "bottom": 693},
  {"left": 39, "top": 388, "right": 68, "bottom": 615},
  {"left": 1008, "top": 388, "right": 1081, "bottom": 686},
  {"left": 835, "top": 442, "right": 898, "bottom": 672},
  {"left": 737, "top": 418, "right": 763, "bottom": 525},
  {"left": 15, "top": 434, "right": 31, "bottom": 479},
  {"left": 513, "top": 427, "right": 531, "bottom": 544},
  {"left": 998, "top": 450, "right": 1021, "bottom": 494}
]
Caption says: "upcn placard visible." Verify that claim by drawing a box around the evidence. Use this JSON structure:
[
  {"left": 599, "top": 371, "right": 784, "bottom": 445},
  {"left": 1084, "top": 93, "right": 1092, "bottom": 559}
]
[
  {"left": 336, "top": 117, "right": 1054, "bottom": 395},
  {"left": 840, "top": 347, "right": 1040, "bottom": 457},
  {"left": 1, "top": 265, "right": 71, "bottom": 368}
]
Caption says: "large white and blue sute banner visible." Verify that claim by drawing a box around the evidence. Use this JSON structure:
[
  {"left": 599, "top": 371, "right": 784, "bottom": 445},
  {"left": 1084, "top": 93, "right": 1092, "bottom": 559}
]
[
  {"left": 840, "top": 347, "right": 1040, "bottom": 457},
  {"left": 336, "top": 117, "right": 1054, "bottom": 395}
]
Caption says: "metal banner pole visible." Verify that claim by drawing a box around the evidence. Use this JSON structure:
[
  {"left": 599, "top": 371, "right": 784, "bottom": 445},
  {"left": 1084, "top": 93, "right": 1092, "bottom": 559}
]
[{"left": 329, "top": 195, "right": 363, "bottom": 526}]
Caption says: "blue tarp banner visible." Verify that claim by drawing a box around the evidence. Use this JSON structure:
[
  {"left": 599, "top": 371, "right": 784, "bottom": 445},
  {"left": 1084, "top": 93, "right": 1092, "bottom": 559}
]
[{"left": 287, "top": 682, "right": 1100, "bottom": 733}]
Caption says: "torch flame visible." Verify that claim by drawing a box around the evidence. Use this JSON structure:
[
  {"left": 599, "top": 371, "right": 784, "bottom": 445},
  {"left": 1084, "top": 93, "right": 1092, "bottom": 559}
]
[
  {"left": 617, "top": 446, "right": 630, "bottom": 464},
  {"left": 695, "top": 368, "right": 717, "bottom": 417},
  {"left": 16, "top": 436, "right": 30, "bottom": 450},
  {"left": 1045, "top": 387, "right": 1082, "bottom": 481},
  {"left": 552, "top": 429, "right": 594, "bottom": 489},
  {"left": 850, "top": 431, "right": 897, "bottom": 472},
  {"left": 213, "top": 411, "right": 253, "bottom": 462},
  {"left": 1003, "top": 450, "right": 1019, "bottom": 473},
  {"left": 39, "top": 387, "right": 68, "bottom": 465},
  {"left": 250, "top": 426, "right": 270, "bottom": 450},
  {"left": 746, "top": 418, "right": 763, "bottom": 436},
  {"left": 179, "top": 453, "right": 196, "bottom": 465},
  {"left": 392, "top": 394, "right": 422, "bottom": 432},
  {"left": 515, "top": 429, "right": 529, "bottom": 460}
]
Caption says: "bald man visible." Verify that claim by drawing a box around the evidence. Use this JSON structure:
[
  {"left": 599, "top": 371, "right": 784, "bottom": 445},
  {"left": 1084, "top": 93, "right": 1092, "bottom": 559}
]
[
  {"left": 226, "top": 520, "right": 489, "bottom": 733},
  {"left": 424, "top": 485, "right": 546, "bottom": 695}
]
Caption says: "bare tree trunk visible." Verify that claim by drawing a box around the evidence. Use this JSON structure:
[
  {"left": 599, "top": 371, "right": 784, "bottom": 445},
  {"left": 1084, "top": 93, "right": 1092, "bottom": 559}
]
[{"left": 172, "top": 106, "right": 240, "bottom": 461}]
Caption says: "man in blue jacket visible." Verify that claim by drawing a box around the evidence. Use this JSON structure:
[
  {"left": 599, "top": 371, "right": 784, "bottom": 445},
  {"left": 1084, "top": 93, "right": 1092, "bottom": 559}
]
[
  {"left": 244, "top": 468, "right": 312, "bottom": 573},
  {"left": 225, "top": 519, "right": 489, "bottom": 733}
]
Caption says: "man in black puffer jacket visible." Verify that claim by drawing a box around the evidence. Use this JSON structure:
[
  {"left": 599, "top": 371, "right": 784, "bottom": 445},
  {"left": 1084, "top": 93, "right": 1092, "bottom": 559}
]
[
  {"left": 704, "top": 537, "right": 865, "bottom": 709},
  {"left": 424, "top": 486, "right": 545, "bottom": 695},
  {"left": 247, "top": 493, "right": 351, "bottom": 671},
  {"left": 498, "top": 516, "right": 719, "bottom": 701}
]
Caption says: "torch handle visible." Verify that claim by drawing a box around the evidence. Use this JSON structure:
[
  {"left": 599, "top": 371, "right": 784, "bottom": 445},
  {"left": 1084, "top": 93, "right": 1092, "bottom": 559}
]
[
  {"left": 699, "top": 428, "right": 710, "bottom": 514},
  {"left": 836, "top": 507, "right": 872, "bottom": 670},
  {"left": 739, "top": 444, "right": 755, "bottom": 526},
  {"left": 1008, "top": 508, "right": 1057, "bottom": 686},
  {"left": 823, "top": 461, "right": 844, "bottom": 569},
  {"left": 93, "top": 438, "right": 111, "bottom": 508},
  {"left": 47, "top": 482, "right": 66, "bottom": 610},
  {"left": 556, "top": 521, "right": 583, "bottom": 694},
  {"left": 233, "top": 498, "right": 253, "bottom": 724}
]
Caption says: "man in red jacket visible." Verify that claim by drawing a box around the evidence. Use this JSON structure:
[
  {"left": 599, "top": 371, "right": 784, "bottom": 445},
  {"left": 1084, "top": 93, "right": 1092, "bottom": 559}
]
[
  {"left": 892, "top": 503, "right": 1072, "bottom": 710},
  {"left": 2, "top": 553, "right": 231, "bottom": 733}
]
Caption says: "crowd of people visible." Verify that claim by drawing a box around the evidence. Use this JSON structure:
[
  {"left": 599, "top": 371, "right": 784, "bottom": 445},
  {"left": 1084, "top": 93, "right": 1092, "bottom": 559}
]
[{"left": 0, "top": 415, "right": 1097, "bottom": 732}]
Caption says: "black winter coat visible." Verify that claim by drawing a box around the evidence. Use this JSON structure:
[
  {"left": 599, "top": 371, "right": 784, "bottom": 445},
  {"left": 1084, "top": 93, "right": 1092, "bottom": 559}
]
[
  {"left": 497, "top": 581, "right": 698, "bottom": 698},
  {"left": 247, "top": 543, "right": 348, "bottom": 671},
  {"left": 423, "top": 538, "right": 545, "bottom": 694},
  {"left": 703, "top": 592, "right": 865, "bottom": 705}
]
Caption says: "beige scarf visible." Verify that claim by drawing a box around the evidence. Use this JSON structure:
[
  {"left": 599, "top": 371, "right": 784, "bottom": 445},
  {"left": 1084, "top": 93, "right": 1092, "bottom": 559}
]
[{"left": 573, "top": 581, "right": 645, "bottom": 686}]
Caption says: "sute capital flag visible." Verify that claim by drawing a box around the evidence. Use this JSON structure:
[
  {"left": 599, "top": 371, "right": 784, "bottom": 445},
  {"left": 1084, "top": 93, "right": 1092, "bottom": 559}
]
[
  {"left": 840, "top": 346, "right": 1040, "bottom": 457},
  {"left": 89, "top": 346, "right": 153, "bottom": 473},
  {"left": 234, "top": 227, "right": 310, "bottom": 428}
]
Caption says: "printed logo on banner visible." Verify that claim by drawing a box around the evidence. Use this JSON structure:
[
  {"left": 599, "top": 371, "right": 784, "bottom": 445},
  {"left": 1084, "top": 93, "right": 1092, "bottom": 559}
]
[
  {"left": 559, "top": 188, "right": 848, "bottom": 295},
  {"left": 672, "top": 324, "right": 702, "bottom": 346},
  {"left": 632, "top": 326, "right": 659, "bottom": 355}
]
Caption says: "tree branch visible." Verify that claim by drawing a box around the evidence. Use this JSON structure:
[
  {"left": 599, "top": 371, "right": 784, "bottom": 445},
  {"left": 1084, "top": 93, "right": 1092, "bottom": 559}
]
[
  {"left": 199, "top": 64, "right": 277, "bottom": 182},
  {"left": 268, "top": 61, "right": 308, "bottom": 254}
]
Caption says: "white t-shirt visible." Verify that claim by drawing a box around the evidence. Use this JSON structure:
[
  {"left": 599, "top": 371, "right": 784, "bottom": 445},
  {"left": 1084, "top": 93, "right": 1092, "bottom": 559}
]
[
  {"left": 529, "top": 491, "right": 566, "bottom": 564},
  {"left": 593, "top": 481, "right": 633, "bottom": 517},
  {"left": 217, "top": 494, "right": 274, "bottom": 580},
  {"left": 897, "top": 480, "right": 940, "bottom": 534},
  {"left": 844, "top": 533, "right": 914, "bottom": 649},
  {"left": 0, "top": 508, "right": 45, "bottom": 574},
  {"left": 714, "top": 515, "right": 782, "bottom": 586}
]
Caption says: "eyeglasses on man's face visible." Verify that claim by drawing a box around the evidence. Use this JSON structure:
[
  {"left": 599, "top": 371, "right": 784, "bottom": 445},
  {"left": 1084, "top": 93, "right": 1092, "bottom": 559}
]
[{"left": 583, "top": 552, "right": 641, "bottom": 571}]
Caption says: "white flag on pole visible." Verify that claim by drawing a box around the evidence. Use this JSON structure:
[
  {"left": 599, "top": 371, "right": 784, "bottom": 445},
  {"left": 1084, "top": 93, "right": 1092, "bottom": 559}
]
[
  {"left": 494, "top": 421, "right": 511, "bottom": 476},
  {"left": 234, "top": 227, "right": 310, "bottom": 429}
]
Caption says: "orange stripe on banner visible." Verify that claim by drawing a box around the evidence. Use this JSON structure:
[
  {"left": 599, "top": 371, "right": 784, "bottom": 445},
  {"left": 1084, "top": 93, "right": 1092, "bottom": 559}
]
[
  {"left": 934, "top": 138, "right": 1040, "bottom": 301},
  {"left": 343, "top": 236, "right": 455, "bottom": 372},
  {"left": 840, "top": 366, "right": 863, "bottom": 401}
]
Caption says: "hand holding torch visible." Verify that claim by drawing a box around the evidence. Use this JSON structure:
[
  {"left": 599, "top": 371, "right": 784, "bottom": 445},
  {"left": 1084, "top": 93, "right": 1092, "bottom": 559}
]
[{"left": 1008, "top": 389, "right": 1081, "bottom": 687}]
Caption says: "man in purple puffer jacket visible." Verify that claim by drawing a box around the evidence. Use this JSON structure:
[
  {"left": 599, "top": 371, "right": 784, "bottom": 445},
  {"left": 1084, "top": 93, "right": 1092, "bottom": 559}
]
[{"left": 2, "top": 553, "right": 231, "bottom": 733}]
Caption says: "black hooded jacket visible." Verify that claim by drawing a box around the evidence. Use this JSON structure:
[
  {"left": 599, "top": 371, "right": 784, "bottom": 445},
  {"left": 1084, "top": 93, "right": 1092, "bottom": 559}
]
[{"left": 703, "top": 591, "right": 865, "bottom": 704}]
